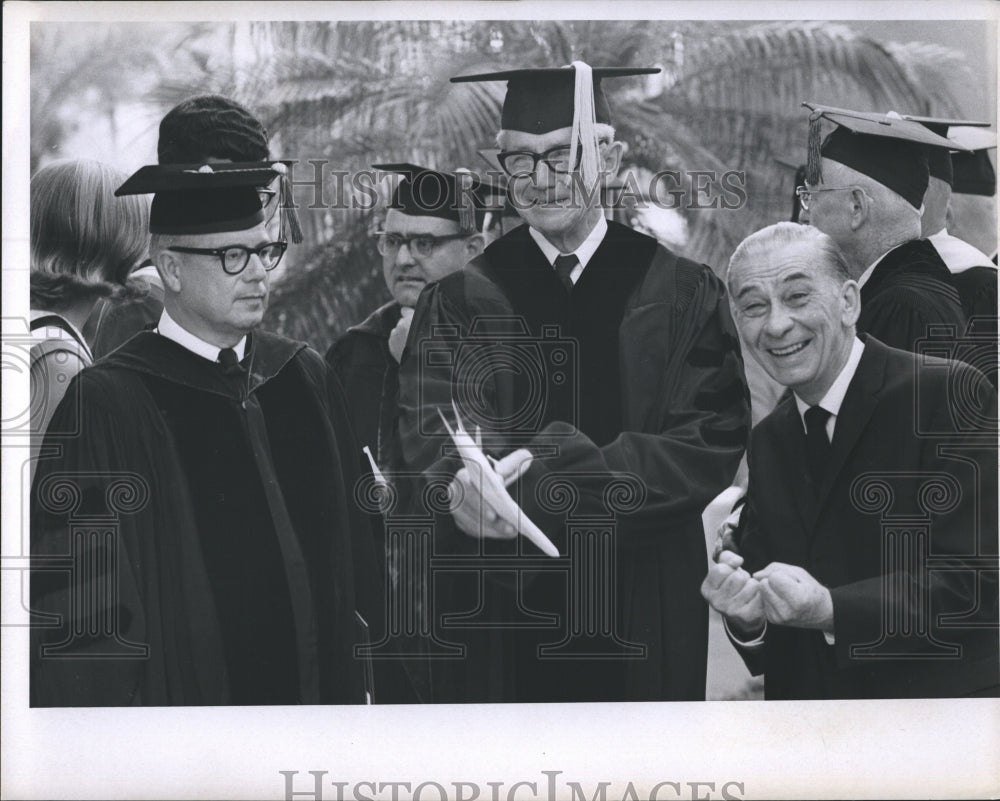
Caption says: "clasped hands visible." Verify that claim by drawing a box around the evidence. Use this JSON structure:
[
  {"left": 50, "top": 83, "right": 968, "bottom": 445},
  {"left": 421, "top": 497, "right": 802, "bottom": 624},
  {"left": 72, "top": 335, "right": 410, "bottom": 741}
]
[
  {"left": 448, "top": 448, "right": 534, "bottom": 539},
  {"left": 700, "top": 550, "right": 834, "bottom": 639}
]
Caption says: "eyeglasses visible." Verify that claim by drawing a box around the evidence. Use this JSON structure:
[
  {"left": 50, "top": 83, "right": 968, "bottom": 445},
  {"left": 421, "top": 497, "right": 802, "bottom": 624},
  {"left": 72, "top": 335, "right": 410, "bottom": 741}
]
[
  {"left": 496, "top": 144, "right": 584, "bottom": 177},
  {"left": 374, "top": 231, "right": 469, "bottom": 258},
  {"left": 167, "top": 241, "right": 287, "bottom": 274},
  {"left": 795, "top": 185, "right": 874, "bottom": 210}
]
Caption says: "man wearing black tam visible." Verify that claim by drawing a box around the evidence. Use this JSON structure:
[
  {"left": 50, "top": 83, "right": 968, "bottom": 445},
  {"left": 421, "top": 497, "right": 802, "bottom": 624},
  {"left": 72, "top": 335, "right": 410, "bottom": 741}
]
[
  {"left": 396, "top": 63, "right": 750, "bottom": 703},
  {"left": 86, "top": 94, "right": 275, "bottom": 358},
  {"left": 800, "top": 105, "right": 966, "bottom": 355},
  {"left": 30, "top": 163, "right": 378, "bottom": 706}
]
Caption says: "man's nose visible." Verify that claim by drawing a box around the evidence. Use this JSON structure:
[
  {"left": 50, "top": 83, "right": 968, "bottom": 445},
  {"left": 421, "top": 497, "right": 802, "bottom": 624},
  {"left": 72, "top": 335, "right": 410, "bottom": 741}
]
[
  {"left": 763, "top": 303, "right": 794, "bottom": 337},
  {"left": 242, "top": 253, "right": 269, "bottom": 282},
  {"left": 530, "top": 157, "right": 555, "bottom": 187},
  {"left": 394, "top": 241, "right": 417, "bottom": 267}
]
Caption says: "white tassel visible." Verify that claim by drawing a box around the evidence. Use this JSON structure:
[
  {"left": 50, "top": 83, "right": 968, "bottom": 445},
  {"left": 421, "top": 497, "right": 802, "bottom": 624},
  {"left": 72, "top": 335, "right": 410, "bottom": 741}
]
[{"left": 569, "top": 60, "right": 601, "bottom": 188}]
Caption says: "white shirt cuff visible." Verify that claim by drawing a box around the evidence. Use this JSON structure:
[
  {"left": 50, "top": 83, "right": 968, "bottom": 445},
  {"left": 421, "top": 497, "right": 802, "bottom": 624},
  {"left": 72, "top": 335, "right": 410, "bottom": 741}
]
[{"left": 724, "top": 616, "right": 766, "bottom": 647}]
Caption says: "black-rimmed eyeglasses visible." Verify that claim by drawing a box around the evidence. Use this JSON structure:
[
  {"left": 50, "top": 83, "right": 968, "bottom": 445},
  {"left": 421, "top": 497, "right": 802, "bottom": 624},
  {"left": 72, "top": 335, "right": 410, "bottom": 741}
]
[
  {"left": 373, "top": 231, "right": 469, "bottom": 258},
  {"left": 167, "top": 241, "right": 287, "bottom": 274},
  {"left": 496, "top": 144, "right": 583, "bottom": 177}
]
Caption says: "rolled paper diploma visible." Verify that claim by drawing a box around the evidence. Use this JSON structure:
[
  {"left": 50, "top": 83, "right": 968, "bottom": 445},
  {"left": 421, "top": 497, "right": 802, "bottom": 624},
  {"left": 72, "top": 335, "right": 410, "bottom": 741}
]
[{"left": 438, "top": 402, "right": 559, "bottom": 558}]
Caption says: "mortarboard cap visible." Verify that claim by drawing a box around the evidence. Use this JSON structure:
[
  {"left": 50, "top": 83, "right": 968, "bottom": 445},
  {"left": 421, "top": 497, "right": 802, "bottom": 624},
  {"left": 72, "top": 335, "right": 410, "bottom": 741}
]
[
  {"left": 944, "top": 125, "right": 997, "bottom": 196},
  {"left": 116, "top": 161, "right": 289, "bottom": 236},
  {"left": 803, "top": 103, "right": 970, "bottom": 209},
  {"left": 452, "top": 66, "right": 659, "bottom": 134},
  {"left": 903, "top": 115, "right": 991, "bottom": 188},
  {"left": 453, "top": 63, "right": 659, "bottom": 188},
  {"left": 373, "top": 163, "right": 504, "bottom": 233}
]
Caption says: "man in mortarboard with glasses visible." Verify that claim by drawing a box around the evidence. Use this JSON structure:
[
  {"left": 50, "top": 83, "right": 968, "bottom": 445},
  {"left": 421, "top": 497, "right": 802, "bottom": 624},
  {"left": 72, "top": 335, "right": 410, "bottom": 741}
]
[
  {"left": 396, "top": 63, "right": 750, "bottom": 703},
  {"left": 327, "top": 164, "right": 496, "bottom": 477},
  {"left": 30, "top": 162, "right": 377, "bottom": 706},
  {"left": 85, "top": 94, "right": 288, "bottom": 358},
  {"left": 325, "top": 164, "right": 496, "bottom": 703},
  {"left": 798, "top": 105, "right": 967, "bottom": 355}
]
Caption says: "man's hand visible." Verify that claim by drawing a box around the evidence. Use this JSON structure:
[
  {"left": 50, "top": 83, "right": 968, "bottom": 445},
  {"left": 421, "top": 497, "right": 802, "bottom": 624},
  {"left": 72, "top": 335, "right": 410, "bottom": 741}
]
[
  {"left": 701, "top": 550, "right": 765, "bottom": 637},
  {"left": 753, "top": 562, "right": 834, "bottom": 633},
  {"left": 711, "top": 503, "right": 743, "bottom": 561},
  {"left": 388, "top": 307, "right": 415, "bottom": 363},
  {"left": 449, "top": 448, "right": 533, "bottom": 540}
]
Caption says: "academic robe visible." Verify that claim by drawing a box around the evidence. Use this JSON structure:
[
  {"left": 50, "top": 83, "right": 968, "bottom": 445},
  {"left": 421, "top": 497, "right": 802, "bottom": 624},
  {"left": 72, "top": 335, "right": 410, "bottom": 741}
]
[
  {"left": 325, "top": 302, "right": 423, "bottom": 704},
  {"left": 326, "top": 301, "right": 403, "bottom": 472},
  {"left": 397, "top": 220, "right": 750, "bottom": 702},
  {"left": 30, "top": 330, "right": 380, "bottom": 706},
  {"left": 928, "top": 230, "right": 998, "bottom": 389},
  {"left": 735, "top": 336, "right": 998, "bottom": 699},
  {"left": 858, "top": 238, "right": 966, "bottom": 354}
]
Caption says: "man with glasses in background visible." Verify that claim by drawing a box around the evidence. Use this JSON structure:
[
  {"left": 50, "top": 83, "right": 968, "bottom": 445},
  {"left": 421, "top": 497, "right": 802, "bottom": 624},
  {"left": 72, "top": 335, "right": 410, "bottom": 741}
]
[
  {"left": 797, "top": 105, "right": 966, "bottom": 354},
  {"left": 397, "top": 64, "right": 749, "bottom": 703},
  {"left": 325, "top": 164, "right": 496, "bottom": 703},
  {"left": 30, "top": 162, "right": 377, "bottom": 706},
  {"left": 327, "top": 163, "right": 496, "bottom": 483}
]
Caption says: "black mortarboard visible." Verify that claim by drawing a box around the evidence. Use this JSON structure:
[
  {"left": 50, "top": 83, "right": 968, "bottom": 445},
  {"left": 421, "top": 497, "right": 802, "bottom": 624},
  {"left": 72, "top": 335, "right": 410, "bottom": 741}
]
[
  {"left": 373, "top": 163, "right": 503, "bottom": 232},
  {"left": 452, "top": 65, "right": 659, "bottom": 134},
  {"left": 115, "top": 161, "right": 288, "bottom": 235},
  {"left": 803, "top": 103, "right": 969, "bottom": 209},
  {"left": 903, "top": 115, "right": 991, "bottom": 188},
  {"left": 935, "top": 124, "right": 997, "bottom": 196},
  {"left": 454, "top": 63, "right": 659, "bottom": 188}
]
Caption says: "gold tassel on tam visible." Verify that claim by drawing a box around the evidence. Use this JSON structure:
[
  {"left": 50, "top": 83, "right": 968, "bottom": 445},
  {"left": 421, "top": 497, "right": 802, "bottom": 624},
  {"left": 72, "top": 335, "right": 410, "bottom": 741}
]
[
  {"left": 569, "top": 61, "right": 602, "bottom": 188},
  {"left": 453, "top": 168, "right": 476, "bottom": 233},
  {"left": 273, "top": 163, "right": 303, "bottom": 244},
  {"left": 805, "top": 106, "right": 825, "bottom": 187}
]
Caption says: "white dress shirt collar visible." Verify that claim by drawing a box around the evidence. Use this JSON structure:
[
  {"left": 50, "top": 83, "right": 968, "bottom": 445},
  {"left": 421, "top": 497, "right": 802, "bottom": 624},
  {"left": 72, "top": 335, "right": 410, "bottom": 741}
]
[
  {"left": 928, "top": 229, "right": 996, "bottom": 275},
  {"left": 157, "top": 309, "right": 247, "bottom": 363},
  {"left": 529, "top": 215, "right": 608, "bottom": 285},
  {"left": 794, "top": 337, "right": 865, "bottom": 438}
]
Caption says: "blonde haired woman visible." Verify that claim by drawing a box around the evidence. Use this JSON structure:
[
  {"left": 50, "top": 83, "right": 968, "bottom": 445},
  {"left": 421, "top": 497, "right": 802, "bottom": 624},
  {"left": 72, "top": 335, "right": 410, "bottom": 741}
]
[{"left": 30, "top": 159, "right": 150, "bottom": 458}]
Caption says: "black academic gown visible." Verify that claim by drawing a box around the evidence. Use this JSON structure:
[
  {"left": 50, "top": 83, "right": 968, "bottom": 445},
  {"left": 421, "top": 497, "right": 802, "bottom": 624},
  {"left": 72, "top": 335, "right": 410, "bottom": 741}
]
[
  {"left": 30, "top": 330, "right": 379, "bottom": 706},
  {"left": 951, "top": 265, "right": 998, "bottom": 390},
  {"left": 397, "top": 221, "right": 750, "bottom": 702},
  {"left": 734, "top": 336, "right": 998, "bottom": 699},
  {"left": 326, "top": 301, "right": 402, "bottom": 471},
  {"left": 325, "top": 302, "right": 423, "bottom": 704},
  {"left": 858, "top": 239, "right": 966, "bottom": 354}
]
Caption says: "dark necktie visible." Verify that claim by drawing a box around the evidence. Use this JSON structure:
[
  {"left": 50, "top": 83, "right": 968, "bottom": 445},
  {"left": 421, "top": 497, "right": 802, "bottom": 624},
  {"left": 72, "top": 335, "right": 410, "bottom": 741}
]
[
  {"left": 553, "top": 253, "right": 578, "bottom": 293},
  {"left": 804, "top": 405, "right": 832, "bottom": 481},
  {"left": 217, "top": 347, "right": 245, "bottom": 377}
]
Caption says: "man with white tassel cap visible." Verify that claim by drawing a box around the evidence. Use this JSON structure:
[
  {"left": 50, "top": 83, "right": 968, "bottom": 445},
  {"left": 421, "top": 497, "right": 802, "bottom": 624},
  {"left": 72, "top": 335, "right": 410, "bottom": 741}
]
[{"left": 397, "top": 62, "right": 750, "bottom": 702}]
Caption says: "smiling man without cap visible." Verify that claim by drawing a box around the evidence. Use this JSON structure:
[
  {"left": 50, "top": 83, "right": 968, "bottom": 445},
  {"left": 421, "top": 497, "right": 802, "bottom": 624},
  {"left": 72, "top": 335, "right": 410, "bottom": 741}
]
[{"left": 706, "top": 222, "right": 998, "bottom": 699}]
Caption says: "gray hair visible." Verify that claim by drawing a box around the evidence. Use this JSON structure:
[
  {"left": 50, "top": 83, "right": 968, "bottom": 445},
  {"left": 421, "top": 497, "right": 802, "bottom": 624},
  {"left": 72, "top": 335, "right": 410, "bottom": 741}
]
[{"left": 727, "top": 222, "right": 851, "bottom": 293}]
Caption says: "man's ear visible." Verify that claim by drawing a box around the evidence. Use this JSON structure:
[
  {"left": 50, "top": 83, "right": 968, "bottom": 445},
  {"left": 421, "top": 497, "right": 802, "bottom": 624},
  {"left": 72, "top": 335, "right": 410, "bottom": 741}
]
[
  {"left": 600, "top": 140, "right": 625, "bottom": 179},
  {"left": 156, "top": 251, "right": 183, "bottom": 293},
  {"left": 848, "top": 188, "right": 872, "bottom": 231},
  {"left": 463, "top": 233, "right": 486, "bottom": 258},
  {"left": 840, "top": 278, "right": 862, "bottom": 327}
]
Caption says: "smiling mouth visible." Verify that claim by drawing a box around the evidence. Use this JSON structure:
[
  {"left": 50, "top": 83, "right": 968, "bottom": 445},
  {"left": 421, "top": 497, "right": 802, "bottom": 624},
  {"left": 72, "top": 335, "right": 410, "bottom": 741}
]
[{"left": 768, "top": 340, "right": 809, "bottom": 357}]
